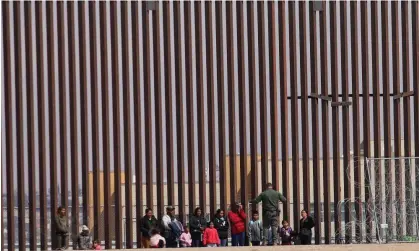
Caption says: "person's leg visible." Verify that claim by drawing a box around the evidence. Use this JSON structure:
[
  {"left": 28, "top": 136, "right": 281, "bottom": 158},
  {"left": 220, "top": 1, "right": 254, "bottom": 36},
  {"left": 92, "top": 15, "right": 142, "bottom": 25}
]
[
  {"left": 220, "top": 239, "right": 228, "bottom": 247},
  {"left": 270, "top": 212, "right": 279, "bottom": 245},
  {"left": 231, "top": 234, "right": 238, "bottom": 246},
  {"left": 239, "top": 232, "right": 245, "bottom": 246},
  {"left": 251, "top": 241, "right": 260, "bottom": 246},
  {"left": 262, "top": 212, "right": 270, "bottom": 245}
]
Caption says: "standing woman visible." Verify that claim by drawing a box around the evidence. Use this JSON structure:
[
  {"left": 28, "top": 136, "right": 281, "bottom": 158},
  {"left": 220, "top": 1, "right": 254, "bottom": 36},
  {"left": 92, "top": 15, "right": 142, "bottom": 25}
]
[
  {"left": 299, "top": 209, "right": 315, "bottom": 245},
  {"left": 214, "top": 209, "right": 230, "bottom": 246},
  {"left": 189, "top": 207, "right": 207, "bottom": 247},
  {"left": 228, "top": 202, "right": 247, "bottom": 246}
]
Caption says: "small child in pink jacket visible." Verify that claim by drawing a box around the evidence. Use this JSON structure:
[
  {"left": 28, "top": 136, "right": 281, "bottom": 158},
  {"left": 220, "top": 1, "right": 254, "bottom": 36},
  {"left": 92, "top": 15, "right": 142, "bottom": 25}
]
[
  {"left": 92, "top": 240, "right": 101, "bottom": 250},
  {"left": 180, "top": 226, "right": 192, "bottom": 247}
]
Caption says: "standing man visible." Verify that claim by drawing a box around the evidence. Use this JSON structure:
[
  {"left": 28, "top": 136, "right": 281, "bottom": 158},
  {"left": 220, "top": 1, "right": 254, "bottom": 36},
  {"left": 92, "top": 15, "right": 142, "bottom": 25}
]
[
  {"left": 161, "top": 206, "right": 182, "bottom": 248},
  {"left": 251, "top": 183, "right": 287, "bottom": 246},
  {"left": 54, "top": 206, "right": 69, "bottom": 250}
]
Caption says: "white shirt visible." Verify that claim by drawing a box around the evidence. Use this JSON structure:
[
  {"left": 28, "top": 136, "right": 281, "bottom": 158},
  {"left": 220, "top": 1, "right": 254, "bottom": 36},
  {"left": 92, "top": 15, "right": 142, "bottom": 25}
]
[{"left": 162, "top": 215, "right": 172, "bottom": 230}]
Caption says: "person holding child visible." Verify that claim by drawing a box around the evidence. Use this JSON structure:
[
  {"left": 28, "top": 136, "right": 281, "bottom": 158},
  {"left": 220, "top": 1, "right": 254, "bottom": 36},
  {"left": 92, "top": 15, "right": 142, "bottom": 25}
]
[
  {"left": 189, "top": 207, "right": 207, "bottom": 247},
  {"left": 214, "top": 209, "right": 229, "bottom": 247},
  {"left": 248, "top": 211, "right": 263, "bottom": 246},
  {"left": 202, "top": 222, "right": 220, "bottom": 247},
  {"left": 228, "top": 202, "right": 247, "bottom": 246},
  {"left": 140, "top": 208, "right": 159, "bottom": 248}
]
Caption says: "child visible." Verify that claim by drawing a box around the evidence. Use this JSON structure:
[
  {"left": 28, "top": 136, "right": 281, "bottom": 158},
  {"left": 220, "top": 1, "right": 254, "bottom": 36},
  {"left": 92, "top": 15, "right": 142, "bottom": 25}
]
[
  {"left": 91, "top": 240, "right": 101, "bottom": 250},
  {"left": 150, "top": 228, "right": 166, "bottom": 248},
  {"left": 202, "top": 222, "right": 220, "bottom": 247},
  {"left": 278, "top": 220, "right": 293, "bottom": 245},
  {"left": 180, "top": 226, "right": 192, "bottom": 247},
  {"left": 248, "top": 211, "right": 263, "bottom": 246}
]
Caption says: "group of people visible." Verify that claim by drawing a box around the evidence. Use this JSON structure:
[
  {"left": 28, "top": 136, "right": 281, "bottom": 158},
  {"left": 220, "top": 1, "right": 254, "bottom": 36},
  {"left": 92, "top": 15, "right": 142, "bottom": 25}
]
[{"left": 53, "top": 183, "right": 315, "bottom": 249}]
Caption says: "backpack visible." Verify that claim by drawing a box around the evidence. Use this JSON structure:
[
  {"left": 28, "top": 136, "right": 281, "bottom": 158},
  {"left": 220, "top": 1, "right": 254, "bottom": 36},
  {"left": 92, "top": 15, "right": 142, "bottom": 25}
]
[{"left": 169, "top": 220, "right": 184, "bottom": 239}]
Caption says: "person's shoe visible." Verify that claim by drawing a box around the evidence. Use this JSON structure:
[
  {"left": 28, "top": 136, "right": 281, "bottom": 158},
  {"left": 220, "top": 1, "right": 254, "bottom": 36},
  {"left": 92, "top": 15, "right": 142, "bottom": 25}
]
[{"left": 262, "top": 241, "right": 267, "bottom": 246}]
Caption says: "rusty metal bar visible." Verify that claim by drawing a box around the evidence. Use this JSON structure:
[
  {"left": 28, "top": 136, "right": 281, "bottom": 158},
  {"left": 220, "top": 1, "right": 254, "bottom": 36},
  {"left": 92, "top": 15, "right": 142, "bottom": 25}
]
[
  {"left": 319, "top": 2, "right": 331, "bottom": 243},
  {"left": 46, "top": 2, "right": 60, "bottom": 247},
  {"left": 299, "top": 1, "right": 310, "bottom": 213},
  {"left": 67, "top": 2, "right": 80, "bottom": 248},
  {"left": 142, "top": 1, "right": 154, "bottom": 210},
  {"left": 289, "top": 1, "right": 301, "bottom": 229},
  {"left": 173, "top": 1, "right": 186, "bottom": 223},
  {"left": 278, "top": 0, "right": 290, "bottom": 221},
  {"left": 350, "top": 1, "right": 362, "bottom": 243},
  {"left": 163, "top": 1, "right": 175, "bottom": 207},
  {"left": 152, "top": 3, "right": 165, "bottom": 219},
  {"left": 99, "top": 2, "right": 111, "bottom": 248},
  {"left": 78, "top": 1, "right": 90, "bottom": 229},
  {"left": 248, "top": 1, "right": 258, "bottom": 211},
  {"left": 88, "top": 1, "right": 101, "bottom": 240},
  {"left": 3, "top": 3, "right": 16, "bottom": 249},
  {"left": 184, "top": 1, "right": 196, "bottom": 214},
  {"left": 215, "top": 1, "right": 227, "bottom": 211},
  {"left": 257, "top": 1, "right": 269, "bottom": 187},
  {"left": 195, "top": 1, "right": 207, "bottom": 209},
  {"left": 237, "top": 0, "right": 248, "bottom": 212},
  {"left": 340, "top": 2, "right": 351, "bottom": 244},
  {"left": 309, "top": 2, "right": 321, "bottom": 244},
  {"left": 57, "top": 1, "right": 69, "bottom": 215},
  {"left": 381, "top": 1, "right": 393, "bottom": 238},
  {"left": 35, "top": 2, "right": 48, "bottom": 249},
  {"left": 121, "top": 2, "right": 133, "bottom": 247},
  {"left": 361, "top": 1, "right": 372, "bottom": 242},
  {"left": 131, "top": 2, "right": 144, "bottom": 241},
  {"left": 413, "top": 0, "right": 419, "bottom": 226},
  {"left": 206, "top": 1, "right": 217, "bottom": 217},
  {"left": 268, "top": 1, "right": 280, "bottom": 189},
  {"left": 226, "top": 1, "right": 237, "bottom": 205},
  {"left": 391, "top": 1, "right": 402, "bottom": 239},
  {"left": 24, "top": 2, "right": 37, "bottom": 249}
]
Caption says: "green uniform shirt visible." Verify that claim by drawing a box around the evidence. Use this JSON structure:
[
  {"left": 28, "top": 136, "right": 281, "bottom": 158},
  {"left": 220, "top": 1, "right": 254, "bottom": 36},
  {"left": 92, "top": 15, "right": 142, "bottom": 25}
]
[{"left": 252, "top": 188, "right": 287, "bottom": 212}]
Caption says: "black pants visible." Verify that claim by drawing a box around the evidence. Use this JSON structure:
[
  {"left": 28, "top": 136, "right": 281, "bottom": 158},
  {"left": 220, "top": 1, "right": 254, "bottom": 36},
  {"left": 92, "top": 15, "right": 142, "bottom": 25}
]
[
  {"left": 251, "top": 241, "right": 261, "bottom": 246},
  {"left": 55, "top": 234, "right": 68, "bottom": 250},
  {"left": 299, "top": 234, "right": 312, "bottom": 245}
]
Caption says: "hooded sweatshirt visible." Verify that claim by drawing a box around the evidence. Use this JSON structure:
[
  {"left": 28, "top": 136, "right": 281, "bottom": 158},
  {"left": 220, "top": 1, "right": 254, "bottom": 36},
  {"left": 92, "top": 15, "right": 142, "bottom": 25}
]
[
  {"left": 214, "top": 216, "right": 229, "bottom": 239},
  {"left": 77, "top": 230, "right": 92, "bottom": 250},
  {"left": 202, "top": 228, "right": 220, "bottom": 246},
  {"left": 248, "top": 220, "right": 263, "bottom": 242},
  {"left": 228, "top": 209, "right": 247, "bottom": 235}
]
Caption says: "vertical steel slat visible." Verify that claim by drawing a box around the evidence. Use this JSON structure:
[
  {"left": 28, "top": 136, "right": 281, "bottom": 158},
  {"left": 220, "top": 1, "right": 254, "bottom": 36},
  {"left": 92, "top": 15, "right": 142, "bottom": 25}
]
[
  {"left": 340, "top": 2, "right": 351, "bottom": 244},
  {"left": 309, "top": 2, "right": 321, "bottom": 244},
  {"left": 205, "top": 1, "right": 217, "bottom": 217},
  {"left": 184, "top": 1, "right": 196, "bottom": 214},
  {"left": 215, "top": 1, "right": 227, "bottom": 211},
  {"left": 391, "top": 1, "right": 403, "bottom": 239},
  {"left": 319, "top": 2, "right": 331, "bottom": 243},
  {"left": 330, "top": 3, "right": 342, "bottom": 243},
  {"left": 35, "top": 2, "right": 48, "bottom": 248},
  {"left": 361, "top": 1, "right": 372, "bottom": 242},
  {"left": 226, "top": 1, "right": 237, "bottom": 205},
  {"left": 142, "top": 1, "right": 154, "bottom": 209},
  {"left": 67, "top": 2, "right": 80, "bottom": 247},
  {"left": 257, "top": 1, "right": 269, "bottom": 187},
  {"left": 152, "top": 3, "right": 165, "bottom": 219},
  {"left": 99, "top": 2, "right": 111, "bottom": 248},
  {"left": 350, "top": 1, "right": 362, "bottom": 243},
  {"left": 13, "top": 2, "right": 26, "bottom": 249},
  {"left": 381, "top": 1, "right": 393, "bottom": 238},
  {"left": 289, "top": 1, "right": 301, "bottom": 229},
  {"left": 3, "top": 3, "right": 15, "bottom": 249},
  {"left": 237, "top": 0, "right": 248, "bottom": 213},
  {"left": 110, "top": 2, "right": 123, "bottom": 247},
  {"left": 121, "top": 2, "right": 133, "bottom": 247},
  {"left": 195, "top": 1, "right": 207, "bottom": 209},
  {"left": 163, "top": 1, "right": 175, "bottom": 207},
  {"left": 413, "top": 0, "right": 419, "bottom": 224},
  {"left": 279, "top": 1, "right": 290, "bottom": 220},
  {"left": 268, "top": 1, "right": 280, "bottom": 189},
  {"left": 248, "top": 1, "right": 258, "bottom": 211},
  {"left": 88, "top": 1, "right": 100, "bottom": 240},
  {"left": 24, "top": 2, "right": 37, "bottom": 249},
  {"left": 46, "top": 2, "right": 59, "bottom": 247},
  {"left": 299, "top": 1, "right": 310, "bottom": 213},
  {"left": 57, "top": 1, "right": 69, "bottom": 215},
  {"left": 131, "top": 3, "right": 144, "bottom": 241},
  {"left": 173, "top": 1, "right": 186, "bottom": 223},
  {"left": 402, "top": 3, "right": 413, "bottom": 236},
  {"left": 78, "top": 1, "right": 90, "bottom": 228}
]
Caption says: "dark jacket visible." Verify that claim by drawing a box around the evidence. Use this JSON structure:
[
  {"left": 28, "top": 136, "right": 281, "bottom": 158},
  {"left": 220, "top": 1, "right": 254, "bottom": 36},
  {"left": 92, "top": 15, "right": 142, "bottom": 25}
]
[
  {"left": 139, "top": 215, "right": 159, "bottom": 238},
  {"left": 189, "top": 215, "right": 207, "bottom": 240},
  {"left": 299, "top": 216, "right": 315, "bottom": 236},
  {"left": 252, "top": 188, "right": 287, "bottom": 213},
  {"left": 214, "top": 216, "right": 229, "bottom": 239},
  {"left": 77, "top": 231, "right": 92, "bottom": 250},
  {"left": 55, "top": 215, "right": 69, "bottom": 234}
]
